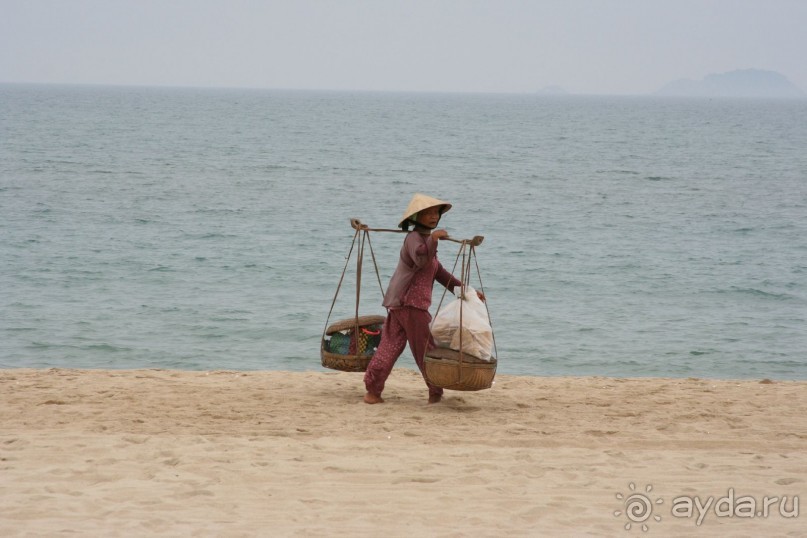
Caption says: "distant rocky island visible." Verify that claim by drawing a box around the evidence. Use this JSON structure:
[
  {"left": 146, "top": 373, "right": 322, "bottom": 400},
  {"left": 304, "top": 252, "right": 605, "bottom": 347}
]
[{"left": 656, "top": 69, "right": 805, "bottom": 98}]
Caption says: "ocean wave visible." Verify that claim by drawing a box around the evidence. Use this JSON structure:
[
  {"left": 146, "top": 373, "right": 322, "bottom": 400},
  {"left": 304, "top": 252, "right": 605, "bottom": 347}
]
[
  {"left": 84, "top": 343, "right": 131, "bottom": 353},
  {"left": 718, "top": 286, "right": 797, "bottom": 301},
  {"left": 180, "top": 231, "right": 239, "bottom": 239},
  {"left": 595, "top": 169, "right": 640, "bottom": 175}
]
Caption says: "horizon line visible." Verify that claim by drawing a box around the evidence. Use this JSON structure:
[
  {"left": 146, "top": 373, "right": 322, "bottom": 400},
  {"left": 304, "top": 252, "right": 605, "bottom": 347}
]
[{"left": 2, "top": 80, "right": 806, "bottom": 100}]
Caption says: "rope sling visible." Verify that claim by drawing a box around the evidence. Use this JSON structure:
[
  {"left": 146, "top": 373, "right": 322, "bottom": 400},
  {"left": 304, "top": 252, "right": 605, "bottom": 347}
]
[{"left": 320, "top": 219, "right": 498, "bottom": 390}]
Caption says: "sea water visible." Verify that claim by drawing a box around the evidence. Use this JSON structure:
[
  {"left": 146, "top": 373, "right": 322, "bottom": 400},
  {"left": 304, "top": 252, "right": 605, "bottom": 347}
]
[{"left": 2, "top": 84, "right": 806, "bottom": 379}]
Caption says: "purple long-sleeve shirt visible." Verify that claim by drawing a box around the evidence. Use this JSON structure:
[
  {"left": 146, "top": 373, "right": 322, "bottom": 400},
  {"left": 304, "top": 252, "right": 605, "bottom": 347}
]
[{"left": 382, "top": 232, "right": 461, "bottom": 311}]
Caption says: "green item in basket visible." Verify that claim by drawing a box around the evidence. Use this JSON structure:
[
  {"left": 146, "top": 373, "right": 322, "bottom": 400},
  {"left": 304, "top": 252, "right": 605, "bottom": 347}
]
[{"left": 328, "top": 332, "right": 351, "bottom": 355}]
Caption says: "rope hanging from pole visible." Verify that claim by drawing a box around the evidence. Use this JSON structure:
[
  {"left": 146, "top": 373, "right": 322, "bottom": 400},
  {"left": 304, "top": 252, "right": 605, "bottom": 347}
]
[{"left": 321, "top": 224, "right": 387, "bottom": 373}]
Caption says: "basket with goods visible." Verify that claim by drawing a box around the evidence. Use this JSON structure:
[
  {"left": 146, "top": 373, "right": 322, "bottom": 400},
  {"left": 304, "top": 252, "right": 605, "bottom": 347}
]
[
  {"left": 321, "top": 315, "right": 385, "bottom": 372},
  {"left": 320, "top": 219, "right": 388, "bottom": 372},
  {"left": 424, "top": 235, "right": 498, "bottom": 391}
]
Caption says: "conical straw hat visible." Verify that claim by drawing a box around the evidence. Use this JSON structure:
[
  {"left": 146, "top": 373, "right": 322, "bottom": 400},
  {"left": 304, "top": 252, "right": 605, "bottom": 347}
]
[{"left": 398, "top": 193, "right": 452, "bottom": 228}]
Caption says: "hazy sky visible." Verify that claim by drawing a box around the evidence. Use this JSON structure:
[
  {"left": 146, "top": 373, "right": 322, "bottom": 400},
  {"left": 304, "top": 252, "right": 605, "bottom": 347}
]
[{"left": 2, "top": 0, "right": 806, "bottom": 95}]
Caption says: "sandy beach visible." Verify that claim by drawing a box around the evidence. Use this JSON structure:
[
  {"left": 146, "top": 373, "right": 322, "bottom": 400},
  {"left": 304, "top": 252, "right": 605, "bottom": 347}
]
[{"left": 1, "top": 368, "right": 804, "bottom": 537}]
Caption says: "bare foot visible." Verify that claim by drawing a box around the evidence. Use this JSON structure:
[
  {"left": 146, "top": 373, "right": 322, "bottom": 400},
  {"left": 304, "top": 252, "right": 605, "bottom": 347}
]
[
  {"left": 428, "top": 394, "right": 442, "bottom": 404},
  {"left": 364, "top": 392, "right": 384, "bottom": 404}
]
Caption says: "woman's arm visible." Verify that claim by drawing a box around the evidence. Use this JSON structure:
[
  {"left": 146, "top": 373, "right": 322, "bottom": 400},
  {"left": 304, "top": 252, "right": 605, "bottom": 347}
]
[
  {"left": 403, "top": 232, "right": 437, "bottom": 270},
  {"left": 434, "top": 262, "right": 462, "bottom": 294}
]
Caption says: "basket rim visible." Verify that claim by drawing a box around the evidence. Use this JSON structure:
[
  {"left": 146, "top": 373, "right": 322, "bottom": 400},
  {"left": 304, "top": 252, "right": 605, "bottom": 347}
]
[
  {"left": 325, "top": 315, "right": 386, "bottom": 335},
  {"left": 425, "top": 346, "right": 497, "bottom": 365}
]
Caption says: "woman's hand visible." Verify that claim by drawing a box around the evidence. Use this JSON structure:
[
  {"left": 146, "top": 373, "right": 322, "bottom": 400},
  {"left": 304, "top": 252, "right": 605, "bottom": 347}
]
[
  {"left": 454, "top": 286, "right": 486, "bottom": 302},
  {"left": 431, "top": 229, "right": 449, "bottom": 240}
]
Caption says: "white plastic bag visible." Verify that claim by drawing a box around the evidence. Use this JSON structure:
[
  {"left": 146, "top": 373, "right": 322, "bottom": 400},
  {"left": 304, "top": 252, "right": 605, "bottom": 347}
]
[{"left": 430, "top": 286, "right": 494, "bottom": 361}]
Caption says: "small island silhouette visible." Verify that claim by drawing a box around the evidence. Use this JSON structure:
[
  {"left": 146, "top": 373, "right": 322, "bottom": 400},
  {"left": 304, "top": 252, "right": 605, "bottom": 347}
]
[{"left": 656, "top": 69, "right": 805, "bottom": 98}]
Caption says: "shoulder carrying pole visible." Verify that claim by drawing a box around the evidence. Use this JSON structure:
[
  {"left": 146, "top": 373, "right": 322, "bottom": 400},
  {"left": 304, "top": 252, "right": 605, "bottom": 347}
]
[{"left": 351, "top": 218, "right": 484, "bottom": 246}]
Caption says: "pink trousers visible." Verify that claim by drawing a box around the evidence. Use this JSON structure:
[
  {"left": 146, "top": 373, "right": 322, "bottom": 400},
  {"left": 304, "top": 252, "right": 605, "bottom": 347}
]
[{"left": 363, "top": 307, "right": 443, "bottom": 398}]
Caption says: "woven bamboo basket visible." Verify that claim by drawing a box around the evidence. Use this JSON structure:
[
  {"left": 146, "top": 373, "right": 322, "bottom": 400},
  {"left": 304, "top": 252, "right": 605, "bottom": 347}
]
[
  {"left": 423, "top": 347, "right": 497, "bottom": 391},
  {"left": 321, "top": 315, "right": 385, "bottom": 372}
]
